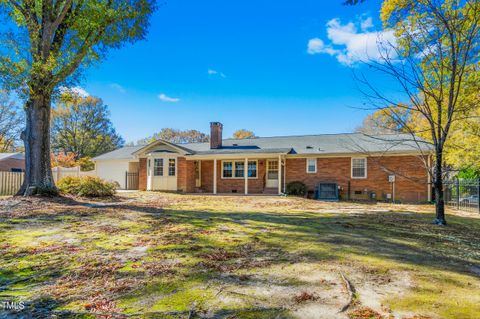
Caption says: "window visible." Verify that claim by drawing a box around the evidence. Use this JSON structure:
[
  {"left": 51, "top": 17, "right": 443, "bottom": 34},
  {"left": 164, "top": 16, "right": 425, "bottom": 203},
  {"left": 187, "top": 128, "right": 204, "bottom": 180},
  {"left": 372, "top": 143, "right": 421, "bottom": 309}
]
[
  {"left": 351, "top": 158, "right": 367, "bottom": 178},
  {"left": 222, "top": 160, "right": 257, "bottom": 178},
  {"left": 223, "top": 161, "right": 233, "bottom": 178},
  {"left": 306, "top": 159, "right": 317, "bottom": 173},
  {"left": 168, "top": 159, "right": 176, "bottom": 176},
  {"left": 154, "top": 159, "right": 164, "bottom": 176},
  {"left": 248, "top": 161, "right": 257, "bottom": 178},
  {"left": 235, "top": 161, "right": 244, "bottom": 178}
]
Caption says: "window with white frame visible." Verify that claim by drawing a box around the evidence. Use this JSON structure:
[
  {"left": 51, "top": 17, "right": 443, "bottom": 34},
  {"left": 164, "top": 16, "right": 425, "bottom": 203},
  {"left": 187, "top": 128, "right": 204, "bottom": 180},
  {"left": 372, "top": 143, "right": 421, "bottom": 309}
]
[
  {"left": 222, "top": 160, "right": 257, "bottom": 178},
  {"left": 234, "top": 161, "right": 245, "bottom": 178},
  {"left": 222, "top": 161, "right": 233, "bottom": 178},
  {"left": 168, "top": 159, "right": 176, "bottom": 176},
  {"left": 306, "top": 159, "right": 317, "bottom": 173},
  {"left": 351, "top": 158, "right": 367, "bottom": 178},
  {"left": 248, "top": 161, "right": 257, "bottom": 178},
  {"left": 154, "top": 159, "right": 164, "bottom": 176}
]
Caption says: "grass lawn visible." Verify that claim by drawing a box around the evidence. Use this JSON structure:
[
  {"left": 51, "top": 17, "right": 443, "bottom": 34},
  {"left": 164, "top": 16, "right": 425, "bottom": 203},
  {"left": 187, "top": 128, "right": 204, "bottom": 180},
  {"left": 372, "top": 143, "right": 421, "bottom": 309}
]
[{"left": 0, "top": 192, "right": 479, "bottom": 319}]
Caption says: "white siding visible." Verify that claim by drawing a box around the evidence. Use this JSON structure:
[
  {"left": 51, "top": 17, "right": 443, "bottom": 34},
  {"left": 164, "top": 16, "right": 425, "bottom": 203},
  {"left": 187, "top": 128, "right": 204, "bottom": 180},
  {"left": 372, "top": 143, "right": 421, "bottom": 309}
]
[{"left": 95, "top": 160, "right": 134, "bottom": 189}]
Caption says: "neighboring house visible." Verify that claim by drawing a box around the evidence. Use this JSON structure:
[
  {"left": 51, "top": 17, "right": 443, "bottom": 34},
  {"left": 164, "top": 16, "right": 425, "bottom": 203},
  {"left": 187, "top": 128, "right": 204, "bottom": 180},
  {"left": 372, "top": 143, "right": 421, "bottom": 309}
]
[
  {"left": 0, "top": 153, "right": 25, "bottom": 172},
  {"left": 93, "top": 122, "right": 432, "bottom": 202}
]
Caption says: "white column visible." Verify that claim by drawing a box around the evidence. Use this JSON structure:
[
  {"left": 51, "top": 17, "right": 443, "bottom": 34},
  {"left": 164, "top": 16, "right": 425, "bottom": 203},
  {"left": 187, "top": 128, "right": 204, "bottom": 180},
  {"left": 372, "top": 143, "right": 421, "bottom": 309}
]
[
  {"left": 278, "top": 155, "right": 282, "bottom": 195},
  {"left": 146, "top": 157, "right": 152, "bottom": 191},
  {"left": 213, "top": 159, "right": 217, "bottom": 194},
  {"left": 244, "top": 158, "right": 248, "bottom": 195}
]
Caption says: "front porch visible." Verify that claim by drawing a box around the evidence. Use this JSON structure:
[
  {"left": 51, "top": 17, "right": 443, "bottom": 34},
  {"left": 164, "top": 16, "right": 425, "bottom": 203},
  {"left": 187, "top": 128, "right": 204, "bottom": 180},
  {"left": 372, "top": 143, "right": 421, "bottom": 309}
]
[{"left": 190, "top": 156, "right": 286, "bottom": 195}]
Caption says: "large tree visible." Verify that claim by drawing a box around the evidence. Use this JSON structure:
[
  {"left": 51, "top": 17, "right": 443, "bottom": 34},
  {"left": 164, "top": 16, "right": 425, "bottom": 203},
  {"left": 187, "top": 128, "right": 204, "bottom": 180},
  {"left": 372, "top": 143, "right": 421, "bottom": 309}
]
[
  {"left": 0, "top": 91, "right": 23, "bottom": 152},
  {"left": 355, "top": 106, "right": 410, "bottom": 135},
  {"left": 137, "top": 128, "right": 209, "bottom": 145},
  {"left": 51, "top": 92, "right": 124, "bottom": 159},
  {"left": 0, "top": 0, "right": 155, "bottom": 195},
  {"left": 357, "top": 0, "right": 480, "bottom": 225},
  {"left": 232, "top": 129, "right": 256, "bottom": 139}
]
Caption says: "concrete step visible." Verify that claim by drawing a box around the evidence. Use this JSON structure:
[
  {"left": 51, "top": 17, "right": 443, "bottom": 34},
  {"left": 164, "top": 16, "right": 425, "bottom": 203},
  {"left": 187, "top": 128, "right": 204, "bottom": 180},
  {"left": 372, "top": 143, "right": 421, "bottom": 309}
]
[{"left": 263, "top": 188, "right": 278, "bottom": 194}]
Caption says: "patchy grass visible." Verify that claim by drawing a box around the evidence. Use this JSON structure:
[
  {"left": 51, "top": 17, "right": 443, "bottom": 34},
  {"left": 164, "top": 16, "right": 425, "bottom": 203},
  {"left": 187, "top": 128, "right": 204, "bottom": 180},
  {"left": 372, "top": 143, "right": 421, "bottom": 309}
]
[{"left": 0, "top": 193, "right": 479, "bottom": 318}]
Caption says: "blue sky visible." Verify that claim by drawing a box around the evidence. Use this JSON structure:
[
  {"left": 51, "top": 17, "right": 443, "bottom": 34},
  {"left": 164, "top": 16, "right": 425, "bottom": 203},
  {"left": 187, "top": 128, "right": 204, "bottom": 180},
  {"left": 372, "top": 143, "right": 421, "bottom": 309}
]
[{"left": 80, "top": 0, "right": 390, "bottom": 143}]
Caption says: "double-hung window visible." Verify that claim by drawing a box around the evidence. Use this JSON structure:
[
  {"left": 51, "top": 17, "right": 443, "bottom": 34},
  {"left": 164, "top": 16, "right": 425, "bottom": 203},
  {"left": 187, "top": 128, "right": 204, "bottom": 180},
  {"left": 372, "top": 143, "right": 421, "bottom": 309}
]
[
  {"left": 351, "top": 158, "right": 367, "bottom": 179},
  {"left": 154, "top": 159, "right": 164, "bottom": 176},
  {"left": 306, "top": 159, "right": 317, "bottom": 173},
  {"left": 248, "top": 161, "right": 257, "bottom": 178},
  {"left": 222, "top": 160, "right": 257, "bottom": 178},
  {"left": 168, "top": 159, "right": 176, "bottom": 176},
  {"left": 234, "top": 161, "right": 245, "bottom": 178},
  {"left": 222, "top": 161, "right": 233, "bottom": 178}
]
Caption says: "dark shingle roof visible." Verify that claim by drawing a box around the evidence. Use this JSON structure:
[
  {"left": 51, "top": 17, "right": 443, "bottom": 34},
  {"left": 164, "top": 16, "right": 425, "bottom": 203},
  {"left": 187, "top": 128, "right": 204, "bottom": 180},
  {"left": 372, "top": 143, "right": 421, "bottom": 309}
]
[
  {"left": 182, "top": 133, "right": 430, "bottom": 154},
  {"left": 93, "top": 133, "right": 431, "bottom": 160}
]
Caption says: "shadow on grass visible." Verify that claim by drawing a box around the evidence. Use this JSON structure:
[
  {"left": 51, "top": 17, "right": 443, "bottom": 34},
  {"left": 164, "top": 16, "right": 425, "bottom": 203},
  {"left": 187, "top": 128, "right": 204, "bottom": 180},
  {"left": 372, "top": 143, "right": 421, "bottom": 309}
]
[{"left": 1, "top": 196, "right": 479, "bottom": 318}]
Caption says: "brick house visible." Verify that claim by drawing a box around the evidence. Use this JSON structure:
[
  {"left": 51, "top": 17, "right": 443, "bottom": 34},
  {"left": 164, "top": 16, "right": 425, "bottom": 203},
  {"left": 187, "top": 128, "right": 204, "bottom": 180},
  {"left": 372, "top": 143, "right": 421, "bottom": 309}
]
[
  {"left": 0, "top": 153, "right": 25, "bottom": 172},
  {"left": 93, "top": 122, "right": 432, "bottom": 202}
]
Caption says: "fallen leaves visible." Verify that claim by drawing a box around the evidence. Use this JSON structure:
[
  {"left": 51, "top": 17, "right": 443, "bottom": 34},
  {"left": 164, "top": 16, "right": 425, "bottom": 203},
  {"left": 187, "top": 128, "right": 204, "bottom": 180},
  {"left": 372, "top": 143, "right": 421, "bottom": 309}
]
[
  {"left": 348, "top": 307, "right": 384, "bottom": 319},
  {"left": 293, "top": 291, "right": 319, "bottom": 303}
]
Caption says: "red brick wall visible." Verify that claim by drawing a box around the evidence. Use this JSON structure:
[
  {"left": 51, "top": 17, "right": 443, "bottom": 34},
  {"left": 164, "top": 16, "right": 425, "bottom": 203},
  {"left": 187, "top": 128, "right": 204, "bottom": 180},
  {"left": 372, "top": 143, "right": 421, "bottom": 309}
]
[
  {"left": 185, "top": 160, "right": 197, "bottom": 193},
  {"left": 139, "top": 158, "right": 147, "bottom": 191},
  {"left": 177, "top": 157, "right": 196, "bottom": 192},
  {"left": 200, "top": 159, "right": 267, "bottom": 194},
  {"left": 177, "top": 157, "right": 187, "bottom": 192},
  {"left": 285, "top": 156, "right": 429, "bottom": 202},
  {"left": 0, "top": 158, "right": 25, "bottom": 172}
]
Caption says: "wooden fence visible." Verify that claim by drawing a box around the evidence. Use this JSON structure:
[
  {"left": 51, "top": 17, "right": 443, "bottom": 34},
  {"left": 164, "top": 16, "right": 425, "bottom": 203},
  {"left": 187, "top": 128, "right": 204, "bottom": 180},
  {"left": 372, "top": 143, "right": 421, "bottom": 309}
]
[
  {"left": 0, "top": 171, "right": 24, "bottom": 196},
  {"left": 0, "top": 167, "right": 96, "bottom": 196},
  {"left": 52, "top": 166, "right": 96, "bottom": 183}
]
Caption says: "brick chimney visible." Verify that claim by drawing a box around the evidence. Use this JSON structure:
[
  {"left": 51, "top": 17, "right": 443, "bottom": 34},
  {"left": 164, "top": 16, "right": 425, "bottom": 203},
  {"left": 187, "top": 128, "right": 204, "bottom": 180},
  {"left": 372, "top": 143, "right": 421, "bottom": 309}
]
[{"left": 210, "top": 122, "right": 223, "bottom": 149}]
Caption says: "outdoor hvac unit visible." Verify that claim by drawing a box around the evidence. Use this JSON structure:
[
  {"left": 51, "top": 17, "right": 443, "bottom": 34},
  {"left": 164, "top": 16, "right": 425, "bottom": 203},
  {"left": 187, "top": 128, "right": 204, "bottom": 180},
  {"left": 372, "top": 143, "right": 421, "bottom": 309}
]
[{"left": 316, "top": 183, "right": 339, "bottom": 201}]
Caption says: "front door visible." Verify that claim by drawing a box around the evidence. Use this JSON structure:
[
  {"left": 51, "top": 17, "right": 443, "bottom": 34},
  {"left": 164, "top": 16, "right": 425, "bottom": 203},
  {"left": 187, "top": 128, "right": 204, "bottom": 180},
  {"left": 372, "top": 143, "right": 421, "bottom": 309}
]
[
  {"left": 149, "top": 157, "right": 177, "bottom": 191},
  {"left": 266, "top": 160, "right": 279, "bottom": 188}
]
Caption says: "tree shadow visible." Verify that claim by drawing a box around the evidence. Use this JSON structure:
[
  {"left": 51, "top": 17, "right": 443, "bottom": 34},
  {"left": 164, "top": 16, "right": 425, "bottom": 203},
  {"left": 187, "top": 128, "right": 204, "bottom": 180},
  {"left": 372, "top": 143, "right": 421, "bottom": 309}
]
[{"left": 1, "top": 196, "right": 479, "bottom": 318}]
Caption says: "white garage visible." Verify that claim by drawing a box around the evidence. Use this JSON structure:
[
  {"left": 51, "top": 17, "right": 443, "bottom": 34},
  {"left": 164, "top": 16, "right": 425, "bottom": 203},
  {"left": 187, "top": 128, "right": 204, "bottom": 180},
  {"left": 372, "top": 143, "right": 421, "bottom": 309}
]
[{"left": 93, "top": 146, "right": 142, "bottom": 189}]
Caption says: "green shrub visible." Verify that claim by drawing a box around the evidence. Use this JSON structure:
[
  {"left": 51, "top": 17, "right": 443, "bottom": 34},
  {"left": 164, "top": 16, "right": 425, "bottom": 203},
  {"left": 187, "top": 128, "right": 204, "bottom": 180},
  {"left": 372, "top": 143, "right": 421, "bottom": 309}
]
[
  {"left": 285, "top": 181, "right": 307, "bottom": 196},
  {"left": 78, "top": 157, "right": 95, "bottom": 171},
  {"left": 57, "top": 176, "right": 117, "bottom": 197}
]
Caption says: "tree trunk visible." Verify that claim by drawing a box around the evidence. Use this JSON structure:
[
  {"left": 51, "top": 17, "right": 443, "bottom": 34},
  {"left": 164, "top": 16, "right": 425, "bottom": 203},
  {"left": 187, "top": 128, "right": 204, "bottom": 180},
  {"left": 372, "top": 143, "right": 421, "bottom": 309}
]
[
  {"left": 17, "top": 91, "right": 57, "bottom": 196},
  {"left": 433, "top": 152, "right": 446, "bottom": 225}
]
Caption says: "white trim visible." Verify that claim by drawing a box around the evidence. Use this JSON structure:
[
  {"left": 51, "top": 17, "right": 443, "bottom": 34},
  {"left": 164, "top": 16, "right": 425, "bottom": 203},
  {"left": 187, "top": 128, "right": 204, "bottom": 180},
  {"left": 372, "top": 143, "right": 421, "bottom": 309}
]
[
  {"left": 306, "top": 158, "right": 317, "bottom": 174},
  {"left": 132, "top": 139, "right": 191, "bottom": 156},
  {"left": 213, "top": 159, "right": 217, "bottom": 194},
  {"left": 351, "top": 157, "right": 367, "bottom": 179},
  {"left": 153, "top": 158, "right": 164, "bottom": 176},
  {"left": 167, "top": 158, "right": 177, "bottom": 177},
  {"left": 266, "top": 159, "right": 279, "bottom": 188},
  {"left": 244, "top": 158, "right": 248, "bottom": 195},
  {"left": 221, "top": 160, "right": 258, "bottom": 179},
  {"left": 278, "top": 155, "right": 282, "bottom": 194}
]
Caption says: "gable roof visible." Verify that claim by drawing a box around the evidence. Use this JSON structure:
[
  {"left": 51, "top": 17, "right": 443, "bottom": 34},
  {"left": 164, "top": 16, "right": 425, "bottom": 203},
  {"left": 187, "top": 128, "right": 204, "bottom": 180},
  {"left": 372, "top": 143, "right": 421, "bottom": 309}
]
[
  {"left": 93, "top": 133, "right": 431, "bottom": 161},
  {"left": 0, "top": 153, "right": 24, "bottom": 161},
  {"left": 131, "top": 139, "right": 194, "bottom": 156}
]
